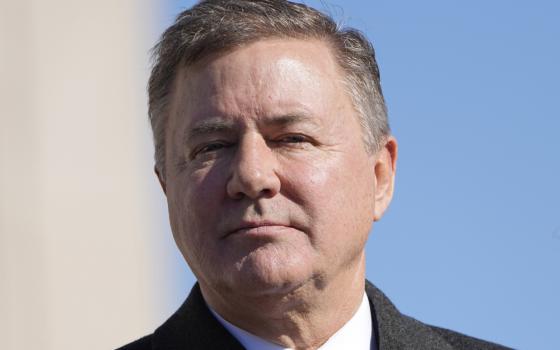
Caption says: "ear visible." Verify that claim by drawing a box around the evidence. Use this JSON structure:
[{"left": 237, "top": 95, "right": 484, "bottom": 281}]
[
  {"left": 373, "top": 136, "right": 398, "bottom": 221},
  {"left": 155, "top": 166, "right": 167, "bottom": 196}
]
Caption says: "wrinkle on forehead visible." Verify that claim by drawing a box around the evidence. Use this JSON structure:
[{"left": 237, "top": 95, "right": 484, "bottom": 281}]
[{"left": 169, "top": 38, "right": 352, "bottom": 144}]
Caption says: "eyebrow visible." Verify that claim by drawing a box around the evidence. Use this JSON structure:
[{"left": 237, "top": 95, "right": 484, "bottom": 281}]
[
  {"left": 186, "top": 117, "right": 236, "bottom": 140},
  {"left": 185, "top": 113, "right": 317, "bottom": 140}
]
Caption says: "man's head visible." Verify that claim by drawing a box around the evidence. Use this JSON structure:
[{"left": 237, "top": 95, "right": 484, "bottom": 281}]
[
  {"left": 149, "top": 0, "right": 389, "bottom": 177},
  {"left": 150, "top": 0, "right": 397, "bottom": 298}
]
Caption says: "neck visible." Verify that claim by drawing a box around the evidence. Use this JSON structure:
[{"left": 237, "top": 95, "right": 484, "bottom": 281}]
[{"left": 200, "top": 253, "right": 366, "bottom": 349}]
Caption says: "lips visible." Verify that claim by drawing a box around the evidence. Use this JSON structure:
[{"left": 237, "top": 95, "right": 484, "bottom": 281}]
[{"left": 225, "top": 221, "right": 294, "bottom": 237}]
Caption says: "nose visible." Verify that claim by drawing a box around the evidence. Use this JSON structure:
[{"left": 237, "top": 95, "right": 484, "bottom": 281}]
[{"left": 226, "top": 133, "right": 281, "bottom": 200}]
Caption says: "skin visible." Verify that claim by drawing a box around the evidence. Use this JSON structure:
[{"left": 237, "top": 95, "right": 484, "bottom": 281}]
[{"left": 158, "top": 38, "right": 397, "bottom": 349}]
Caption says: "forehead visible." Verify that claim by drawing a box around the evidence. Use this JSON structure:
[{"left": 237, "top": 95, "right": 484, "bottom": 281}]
[
  {"left": 171, "top": 38, "right": 349, "bottom": 119},
  {"left": 187, "top": 38, "right": 342, "bottom": 86}
]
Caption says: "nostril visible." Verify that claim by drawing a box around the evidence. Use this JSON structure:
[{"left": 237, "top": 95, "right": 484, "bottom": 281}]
[{"left": 260, "top": 188, "right": 274, "bottom": 198}]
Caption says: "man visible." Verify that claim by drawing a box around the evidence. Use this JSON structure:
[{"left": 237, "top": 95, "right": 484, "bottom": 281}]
[{"left": 120, "top": 1, "right": 510, "bottom": 349}]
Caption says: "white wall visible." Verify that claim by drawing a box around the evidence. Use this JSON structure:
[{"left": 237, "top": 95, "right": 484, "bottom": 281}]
[{"left": 0, "top": 1, "right": 163, "bottom": 348}]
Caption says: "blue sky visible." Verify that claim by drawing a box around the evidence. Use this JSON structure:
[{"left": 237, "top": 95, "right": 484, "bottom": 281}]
[{"left": 155, "top": 1, "right": 560, "bottom": 348}]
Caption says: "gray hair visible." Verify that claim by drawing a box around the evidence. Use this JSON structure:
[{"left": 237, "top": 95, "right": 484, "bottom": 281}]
[{"left": 149, "top": 0, "right": 389, "bottom": 175}]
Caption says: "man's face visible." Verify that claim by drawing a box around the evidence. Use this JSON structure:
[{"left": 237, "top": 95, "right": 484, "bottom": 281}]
[{"left": 162, "top": 39, "right": 394, "bottom": 296}]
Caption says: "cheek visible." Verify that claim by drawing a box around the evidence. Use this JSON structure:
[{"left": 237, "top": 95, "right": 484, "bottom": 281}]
[
  {"left": 166, "top": 168, "right": 228, "bottom": 276},
  {"left": 190, "top": 166, "right": 227, "bottom": 206},
  {"left": 280, "top": 156, "right": 345, "bottom": 235},
  {"left": 179, "top": 161, "right": 228, "bottom": 205},
  {"left": 284, "top": 153, "right": 370, "bottom": 210},
  {"left": 167, "top": 164, "right": 228, "bottom": 239},
  {"left": 281, "top": 154, "right": 375, "bottom": 244}
]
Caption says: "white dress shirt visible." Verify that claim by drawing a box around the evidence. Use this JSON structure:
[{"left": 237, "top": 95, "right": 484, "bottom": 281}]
[{"left": 209, "top": 293, "right": 373, "bottom": 350}]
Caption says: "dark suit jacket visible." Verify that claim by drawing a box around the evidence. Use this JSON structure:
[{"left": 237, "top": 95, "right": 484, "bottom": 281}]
[{"left": 117, "top": 281, "right": 511, "bottom": 350}]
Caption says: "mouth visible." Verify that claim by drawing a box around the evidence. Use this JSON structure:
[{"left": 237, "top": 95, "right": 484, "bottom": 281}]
[{"left": 225, "top": 221, "right": 296, "bottom": 238}]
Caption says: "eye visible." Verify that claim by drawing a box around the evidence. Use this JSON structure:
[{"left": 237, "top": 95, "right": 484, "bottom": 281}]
[
  {"left": 277, "top": 134, "right": 308, "bottom": 143},
  {"left": 191, "top": 141, "right": 230, "bottom": 159}
]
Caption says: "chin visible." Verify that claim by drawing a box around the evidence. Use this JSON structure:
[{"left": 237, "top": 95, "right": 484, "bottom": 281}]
[{"left": 223, "top": 250, "right": 315, "bottom": 297}]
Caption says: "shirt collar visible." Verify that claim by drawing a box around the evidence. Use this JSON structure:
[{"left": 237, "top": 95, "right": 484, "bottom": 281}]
[{"left": 209, "top": 292, "right": 373, "bottom": 350}]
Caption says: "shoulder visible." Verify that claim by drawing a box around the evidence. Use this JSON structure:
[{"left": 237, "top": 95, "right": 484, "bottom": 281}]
[
  {"left": 429, "top": 326, "right": 511, "bottom": 350},
  {"left": 114, "top": 283, "right": 244, "bottom": 350},
  {"left": 115, "top": 335, "right": 152, "bottom": 350},
  {"left": 365, "top": 281, "right": 512, "bottom": 350}
]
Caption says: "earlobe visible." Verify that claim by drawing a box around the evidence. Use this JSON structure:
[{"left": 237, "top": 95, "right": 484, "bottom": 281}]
[
  {"left": 155, "top": 166, "right": 167, "bottom": 195},
  {"left": 373, "top": 136, "right": 398, "bottom": 221}
]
